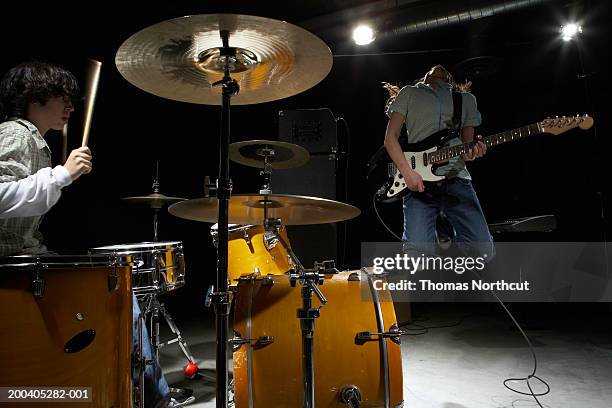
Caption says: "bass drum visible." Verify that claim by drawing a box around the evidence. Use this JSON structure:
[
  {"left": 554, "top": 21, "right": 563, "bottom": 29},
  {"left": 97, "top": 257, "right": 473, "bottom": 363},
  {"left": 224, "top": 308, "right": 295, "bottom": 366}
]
[
  {"left": 0, "top": 255, "right": 133, "bottom": 408},
  {"left": 232, "top": 270, "right": 403, "bottom": 408}
]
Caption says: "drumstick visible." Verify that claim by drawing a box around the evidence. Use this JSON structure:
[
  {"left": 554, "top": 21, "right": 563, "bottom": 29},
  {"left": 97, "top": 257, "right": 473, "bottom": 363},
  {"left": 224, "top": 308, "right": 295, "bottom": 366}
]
[
  {"left": 82, "top": 59, "right": 102, "bottom": 147},
  {"left": 61, "top": 123, "right": 68, "bottom": 163}
]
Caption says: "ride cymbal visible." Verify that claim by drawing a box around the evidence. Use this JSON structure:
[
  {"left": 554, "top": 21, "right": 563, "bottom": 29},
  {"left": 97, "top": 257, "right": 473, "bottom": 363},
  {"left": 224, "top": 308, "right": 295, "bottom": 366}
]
[
  {"left": 229, "top": 140, "right": 309, "bottom": 169},
  {"left": 122, "top": 193, "right": 186, "bottom": 209},
  {"left": 115, "top": 14, "right": 333, "bottom": 105},
  {"left": 168, "top": 194, "right": 360, "bottom": 225}
]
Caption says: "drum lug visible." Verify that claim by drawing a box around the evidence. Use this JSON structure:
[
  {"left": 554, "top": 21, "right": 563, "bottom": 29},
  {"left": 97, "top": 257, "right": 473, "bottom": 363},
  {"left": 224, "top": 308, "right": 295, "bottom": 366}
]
[
  {"left": 230, "top": 331, "right": 245, "bottom": 352},
  {"left": 31, "top": 275, "right": 45, "bottom": 298},
  {"left": 355, "top": 323, "right": 403, "bottom": 345},
  {"left": 261, "top": 275, "right": 274, "bottom": 286},
  {"left": 263, "top": 231, "right": 279, "bottom": 250},
  {"left": 108, "top": 264, "right": 120, "bottom": 292},
  {"left": 230, "top": 331, "right": 274, "bottom": 351},
  {"left": 388, "top": 323, "right": 402, "bottom": 345},
  {"left": 242, "top": 229, "right": 252, "bottom": 246},
  {"left": 347, "top": 272, "right": 360, "bottom": 281},
  {"left": 31, "top": 261, "right": 46, "bottom": 298},
  {"left": 314, "top": 259, "right": 338, "bottom": 274},
  {"left": 339, "top": 384, "right": 362, "bottom": 408},
  {"left": 177, "top": 251, "right": 185, "bottom": 279}
]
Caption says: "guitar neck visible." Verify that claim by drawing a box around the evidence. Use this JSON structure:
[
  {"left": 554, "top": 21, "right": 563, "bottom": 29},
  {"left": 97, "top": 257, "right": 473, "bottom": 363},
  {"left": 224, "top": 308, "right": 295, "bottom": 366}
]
[{"left": 431, "top": 122, "right": 541, "bottom": 164}]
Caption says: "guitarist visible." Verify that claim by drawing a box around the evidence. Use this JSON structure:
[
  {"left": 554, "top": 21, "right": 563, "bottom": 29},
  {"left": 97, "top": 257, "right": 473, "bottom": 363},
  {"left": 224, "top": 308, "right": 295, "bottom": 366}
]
[{"left": 383, "top": 65, "right": 494, "bottom": 258}]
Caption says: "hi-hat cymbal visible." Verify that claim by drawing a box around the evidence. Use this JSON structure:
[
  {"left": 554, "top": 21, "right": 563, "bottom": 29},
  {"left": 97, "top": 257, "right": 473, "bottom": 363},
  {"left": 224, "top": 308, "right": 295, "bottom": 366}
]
[
  {"left": 229, "top": 140, "right": 309, "bottom": 169},
  {"left": 115, "top": 14, "right": 333, "bottom": 105},
  {"left": 122, "top": 193, "right": 186, "bottom": 209},
  {"left": 168, "top": 194, "right": 360, "bottom": 225}
]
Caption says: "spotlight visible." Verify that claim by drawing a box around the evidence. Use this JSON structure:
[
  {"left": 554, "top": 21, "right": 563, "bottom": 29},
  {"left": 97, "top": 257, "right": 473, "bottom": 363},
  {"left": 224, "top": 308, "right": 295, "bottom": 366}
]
[
  {"left": 352, "top": 25, "right": 376, "bottom": 45},
  {"left": 561, "top": 23, "right": 582, "bottom": 41}
]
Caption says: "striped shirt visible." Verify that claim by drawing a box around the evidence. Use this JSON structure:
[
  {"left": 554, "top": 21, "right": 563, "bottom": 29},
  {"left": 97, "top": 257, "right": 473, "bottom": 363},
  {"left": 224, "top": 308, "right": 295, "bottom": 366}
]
[
  {"left": 0, "top": 118, "right": 51, "bottom": 255},
  {"left": 387, "top": 80, "right": 482, "bottom": 179}
]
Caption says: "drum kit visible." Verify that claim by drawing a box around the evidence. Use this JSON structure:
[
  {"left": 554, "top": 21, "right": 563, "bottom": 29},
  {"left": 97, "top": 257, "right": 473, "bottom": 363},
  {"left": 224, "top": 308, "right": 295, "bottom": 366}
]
[{"left": 0, "top": 13, "right": 403, "bottom": 408}]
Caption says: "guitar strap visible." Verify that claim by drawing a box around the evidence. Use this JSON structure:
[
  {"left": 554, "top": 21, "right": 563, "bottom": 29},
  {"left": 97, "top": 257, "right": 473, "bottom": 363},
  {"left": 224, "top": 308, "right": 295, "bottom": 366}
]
[
  {"left": 421, "top": 91, "right": 463, "bottom": 203},
  {"left": 451, "top": 91, "right": 463, "bottom": 132}
]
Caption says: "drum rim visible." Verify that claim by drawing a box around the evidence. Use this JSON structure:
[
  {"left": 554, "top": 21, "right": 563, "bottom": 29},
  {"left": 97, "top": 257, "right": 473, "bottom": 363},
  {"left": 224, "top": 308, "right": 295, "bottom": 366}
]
[
  {"left": 210, "top": 224, "right": 256, "bottom": 234},
  {"left": 0, "top": 254, "right": 128, "bottom": 268},
  {"left": 90, "top": 241, "right": 183, "bottom": 254}
]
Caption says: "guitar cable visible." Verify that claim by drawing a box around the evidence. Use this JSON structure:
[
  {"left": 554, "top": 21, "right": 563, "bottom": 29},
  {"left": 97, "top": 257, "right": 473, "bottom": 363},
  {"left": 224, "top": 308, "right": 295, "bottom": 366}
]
[
  {"left": 371, "top": 191, "right": 551, "bottom": 407},
  {"left": 372, "top": 191, "right": 404, "bottom": 242}
]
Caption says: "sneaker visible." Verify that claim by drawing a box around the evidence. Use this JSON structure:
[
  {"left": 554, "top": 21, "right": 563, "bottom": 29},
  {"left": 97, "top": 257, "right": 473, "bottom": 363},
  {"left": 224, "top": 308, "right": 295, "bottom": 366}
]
[{"left": 167, "top": 396, "right": 195, "bottom": 407}]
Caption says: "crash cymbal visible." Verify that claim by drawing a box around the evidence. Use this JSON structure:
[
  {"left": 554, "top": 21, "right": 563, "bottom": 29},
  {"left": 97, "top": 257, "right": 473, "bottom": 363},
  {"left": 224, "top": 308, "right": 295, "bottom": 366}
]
[
  {"left": 229, "top": 140, "right": 309, "bottom": 169},
  {"left": 168, "top": 194, "right": 360, "bottom": 225},
  {"left": 115, "top": 14, "right": 333, "bottom": 105},
  {"left": 122, "top": 193, "right": 186, "bottom": 209}
]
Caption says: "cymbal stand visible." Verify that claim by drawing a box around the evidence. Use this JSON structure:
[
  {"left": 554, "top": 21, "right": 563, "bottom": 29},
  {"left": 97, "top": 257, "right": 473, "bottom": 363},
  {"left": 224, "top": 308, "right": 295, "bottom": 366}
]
[
  {"left": 210, "top": 29, "right": 239, "bottom": 408},
  {"left": 264, "top": 218, "right": 328, "bottom": 408},
  {"left": 152, "top": 161, "right": 161, "bottom": 241},
  {"left": 259, "top": 149, "right": 274, "bottom": 195},
  {"left": 134, "top": 162, "right": 197, "bottom": 407}
]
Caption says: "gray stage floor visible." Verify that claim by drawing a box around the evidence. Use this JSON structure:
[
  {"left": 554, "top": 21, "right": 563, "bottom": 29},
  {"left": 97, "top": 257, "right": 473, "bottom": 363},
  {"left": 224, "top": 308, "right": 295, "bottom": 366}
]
[{"left": 158, "top": 306, "right": 612, "bottom": 407}]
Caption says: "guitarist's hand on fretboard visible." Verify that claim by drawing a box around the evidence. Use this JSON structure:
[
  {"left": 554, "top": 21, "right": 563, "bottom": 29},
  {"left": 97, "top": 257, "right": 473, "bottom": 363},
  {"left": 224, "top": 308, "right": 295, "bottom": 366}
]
[
  {"left": 462, "top": 135, "right": 487, "bottom": 161},
  {"left": 402, "top": 168, "right": 425, "bottom": 192}
]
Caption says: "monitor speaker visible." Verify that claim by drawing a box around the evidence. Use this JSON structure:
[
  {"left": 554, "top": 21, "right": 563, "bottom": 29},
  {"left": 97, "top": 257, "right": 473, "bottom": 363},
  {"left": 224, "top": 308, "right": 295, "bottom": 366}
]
[{"left": 275, "top": 109, "right": 340, "bottom": 267}]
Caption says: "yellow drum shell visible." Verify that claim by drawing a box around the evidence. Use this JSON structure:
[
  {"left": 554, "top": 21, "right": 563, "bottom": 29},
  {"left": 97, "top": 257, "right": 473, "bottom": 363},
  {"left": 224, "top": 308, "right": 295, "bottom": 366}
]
[
  {"left": 211, "top": 224, "right": 293, "bottom": 285},
  {"left": 0, "top": 259, "right": 132, "bottom": 408},
  {"left": 233, "top": 270, "right": 403, "bottom": 407}
]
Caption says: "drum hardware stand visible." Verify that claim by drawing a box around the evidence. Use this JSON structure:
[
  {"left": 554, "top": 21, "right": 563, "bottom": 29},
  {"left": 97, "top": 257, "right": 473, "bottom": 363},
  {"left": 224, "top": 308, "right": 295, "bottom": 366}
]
[
  {"left": 131, "top": 165, "right": 198, "bottom": 406},
  {"left": 151, "top": 161, "right": 162, "bottom": 241},
  {"left": 141, "top": 293, "right": 198, "bottom": 365},
  {"left": 148, "top": 167, "right": 200, "bottom": 370},
  {"left": 264, "top": 216, "right": 328, "bottom": 408},
  {"left": 134, "top": 313, "right": 146, "bottom": 408},
  {"left": 209, "top": 29, "right": 240, "bottom": 408},
  {"left": 289, "top": 264, "right": 327, "bottom": 408},
  {"left": 133, "top": 290, "right": 198, "bottom": 407}
]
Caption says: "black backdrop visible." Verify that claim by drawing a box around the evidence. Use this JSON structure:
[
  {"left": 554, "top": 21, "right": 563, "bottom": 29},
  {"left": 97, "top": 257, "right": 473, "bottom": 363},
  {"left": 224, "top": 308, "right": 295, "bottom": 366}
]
[{"left": 1, "top": 0, "right": 610, "bottom": 317}]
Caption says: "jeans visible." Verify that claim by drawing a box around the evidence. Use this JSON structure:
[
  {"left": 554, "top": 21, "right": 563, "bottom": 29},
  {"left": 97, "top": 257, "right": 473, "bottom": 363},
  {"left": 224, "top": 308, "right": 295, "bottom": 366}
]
[
  {"left": 402, "top": 178, "right": 495, "bottom": 259},
  {"left": 132, "top": 293, "right": 170, "bottom": 408}
]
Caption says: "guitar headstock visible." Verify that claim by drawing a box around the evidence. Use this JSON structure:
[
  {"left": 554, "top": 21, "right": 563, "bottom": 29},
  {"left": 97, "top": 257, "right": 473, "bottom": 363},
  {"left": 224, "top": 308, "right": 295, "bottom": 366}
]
[{"left": 540, "top": 115, "right": 594, "bottom": 135}]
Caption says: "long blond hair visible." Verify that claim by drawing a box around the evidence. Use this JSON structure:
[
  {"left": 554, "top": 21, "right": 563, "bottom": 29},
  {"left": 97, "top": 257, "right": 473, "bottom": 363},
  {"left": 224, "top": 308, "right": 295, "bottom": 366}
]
[{"left": 383, "top": 65, "right": 472, "bottom": 112}]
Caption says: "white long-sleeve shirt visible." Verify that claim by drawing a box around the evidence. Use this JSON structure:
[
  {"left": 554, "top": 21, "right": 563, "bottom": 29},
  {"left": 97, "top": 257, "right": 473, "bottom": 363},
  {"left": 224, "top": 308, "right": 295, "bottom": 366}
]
[{"left": 0, "top": 165, "right": 72, "bottom": 218}]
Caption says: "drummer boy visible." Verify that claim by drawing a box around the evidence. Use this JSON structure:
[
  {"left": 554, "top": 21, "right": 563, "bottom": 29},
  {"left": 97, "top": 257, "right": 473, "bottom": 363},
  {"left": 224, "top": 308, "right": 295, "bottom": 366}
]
[{"left": 0, "top": 61, "right": 92, "bottom": 255}]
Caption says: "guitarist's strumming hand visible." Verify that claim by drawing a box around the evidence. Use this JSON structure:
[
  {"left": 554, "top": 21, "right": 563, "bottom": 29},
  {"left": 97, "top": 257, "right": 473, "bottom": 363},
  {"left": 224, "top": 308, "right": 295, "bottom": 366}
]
[
  {"left": 463, "top": 135, "right": 487, "bottom": 161},
  {"left": 402, "top": 168, "right": 425, "bottom": 192}
]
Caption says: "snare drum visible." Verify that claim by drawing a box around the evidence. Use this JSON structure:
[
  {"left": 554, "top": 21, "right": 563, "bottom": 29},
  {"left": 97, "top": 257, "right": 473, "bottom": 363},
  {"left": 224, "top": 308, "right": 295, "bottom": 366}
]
[
  {"left": 90, "top": 241, "right": 185, "bottom": 297},
  {"left": 0, "top": 255, "right": 133, "bottom": 407},
  {"left": 210, "top": 224, "right": 293, "bottom": 286},
  {"left": 232, "top": 270, "right": 404, "bottom": 408}
]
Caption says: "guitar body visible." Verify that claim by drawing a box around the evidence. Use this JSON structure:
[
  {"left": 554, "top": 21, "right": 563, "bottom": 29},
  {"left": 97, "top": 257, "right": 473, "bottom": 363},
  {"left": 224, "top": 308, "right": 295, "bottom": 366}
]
[
  {"left": 367, "top": 115, "right": 593, "bottom": 204},
  {"left": 369, "top": 128, "right": 457, "bottom": 203}
]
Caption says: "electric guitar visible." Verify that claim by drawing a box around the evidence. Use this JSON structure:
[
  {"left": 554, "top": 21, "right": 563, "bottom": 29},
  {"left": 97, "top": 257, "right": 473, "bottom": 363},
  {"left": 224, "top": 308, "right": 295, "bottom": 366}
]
[{"left": 370, "top": 115, "right": 594, "bottom": 203}]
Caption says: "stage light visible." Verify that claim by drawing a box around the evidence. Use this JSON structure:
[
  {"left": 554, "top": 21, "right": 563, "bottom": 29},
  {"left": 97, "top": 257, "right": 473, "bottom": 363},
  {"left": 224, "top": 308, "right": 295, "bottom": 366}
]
[
  {"left": 561, "top": 23, "right": 582, "bottom": 41},
  {"left": 353, "top": 25, "right": 376, "bottom": 45}
]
